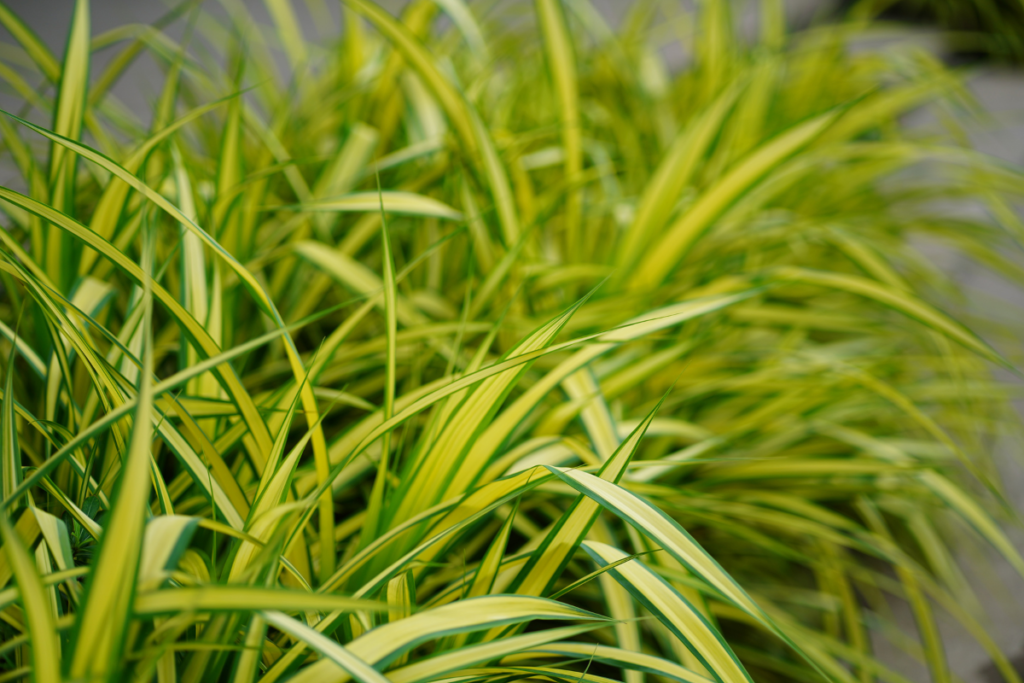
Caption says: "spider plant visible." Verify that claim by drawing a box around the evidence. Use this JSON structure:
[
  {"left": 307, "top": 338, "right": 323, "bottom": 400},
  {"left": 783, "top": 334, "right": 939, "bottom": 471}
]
[{"left": 0, "top": 1, "right": 1023, "bottom": 682}]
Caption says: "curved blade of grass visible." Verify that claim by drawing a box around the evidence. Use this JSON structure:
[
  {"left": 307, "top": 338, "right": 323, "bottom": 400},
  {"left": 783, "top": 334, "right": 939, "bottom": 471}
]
[
  {"left": 51, "top": 0, "right": 90, "bottom": 153},
  {"left": 264, "top": 610, "right": 390, "bottom": 683},
  {"left": 510, "top": 396, "right": 664, "bottom": 599},
  {"left": 344, "top": 0, "right": 521, "bottom": 246},
  {"left": 562, "top": 367, "right": 619, "bottom": 459},
  {"left": 284, "top": 595, "right": 606, "bottom": 683},
  {"left": 463, "top": 292, "right": 752, "bottom": 496},
  {"left": 46, "top": 0, "right": 89, "bottom": 290},
  {"left": 292, "top": 192, "right": 463, "bottom": 221},
  {"left": 0, "top": 3, "right": 60, "bottom": 81},
  {"left": 3, "top": 313, "right": 314, "bottom": 511},
  {"left": 135, "top": 588, "right": 382, "bottom": 616},
  {"left": 360, "top": 192, "right": 398, "bottom": 549},
  {"left": 512, "top": 642, "right": 716, "bottom": 683},
  {"left": 548, "top": 467, "right": 770, "bottom": 633},
  {"left": 535, "top": 0, "right": 582, "bottom": 257},
  {"left": 616, "top": 81, "right": 744, "bottom": 278},
  {"left": 388, "top": 291, "right": 597, "bottom": 530},
  {"left": 138, "top": 516, "right": 200, "bottom": 591},
  {"left": 0, "top": 507, "right": 41, "bottom": 588},
  {"left": 264, "top": 0, "right": 308, "bottom": 71},
  {"left": 3, "top": 110, "right": 336, "bottom": 516},
  {"left": 293, "top": 241, "right": 428, "bottom": 327},
  {"left": 1, "top": 341, "right": 21, "bottom": 502},
  {"left": 0, "top": 509, "right": 60, "bottom": 683},
  {"left": 81, "top": 94, "right": 236, "bottom": 275},
  {"left": 772, "top": 266, "right": 1010, "bottom": 368},
  {"left": 467, "top": 500, "right": 518, "bottom": 599},
  {"left": 267, "top": 469, "right": 555, "bottom": 680},
  {"left": 920, "top": 472, "right": 1024, "bottom": 581},
  {"left": 228, "top": 395, "right": 318, "bottom": 583},
  {"left": 31, "top": 508, "right": 75, "bottom": 576},
  {"left": 584, "top": 541, "right": 753, "bottom": 683},
  {"left": 172, "top": 143, "right": 211, "bottom": 396},
  {"left": 432, "top": 0, "right": 487, "bottom": 57},
  {"left": 0, "top": 183, "right": 275, "bottom": 466},
  {"left": 68, "top": 230, "right": 154, "bottom": 682},
  {"left": 633, "top": 110, "right": 840, "bottom": 290},
  {"left": 388, "top": 624, "right": 602, "bottom": 683}
]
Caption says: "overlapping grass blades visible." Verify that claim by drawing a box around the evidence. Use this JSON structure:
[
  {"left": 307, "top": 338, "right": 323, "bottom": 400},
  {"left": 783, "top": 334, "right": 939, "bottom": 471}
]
[
  {"left": 846, "top": 0, "right": 1024, "bottom": 61},
  {"left": 0, "top": 0, "right": 1023, "bottom": 682}
]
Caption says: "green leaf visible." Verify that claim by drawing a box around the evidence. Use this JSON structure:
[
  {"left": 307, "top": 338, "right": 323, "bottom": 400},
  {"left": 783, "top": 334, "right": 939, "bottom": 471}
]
[
  {"left": 292, "top": 192, "right": 463, "bottom": 221},
  {"left": 512, "top": 396, "right": 665, "bottom": 598},
  {"left": 388, "top": 624, "right": 603, "bottom": 683},
  {"left": 1, "top": 340, "right": 21, "bottom": 502},
  {"left": 770, "top": 266, "right": 1010, "bottom": 368},
  {"left": 134, "top": 587, "right": 382, "bottom": 616},
  {"left": 535, "top": 0, "right": 582, "bottom": 256},
  {"left": 360, "top": 195, "right": 399, "bottom": 550},
  {"left": 583, "top": 541, "right": 753, "bottom": 683},
  {"left": 0, "top": 182, "right": 276, "bottom": 468},
  {"left": 633, "top": 110, "right": 840, "bottom": 289},
  {"left": 344, "top": 0, "right": 521, "bottom": 247},
  {"left": 286, "top": 595, "right": 606, "bottom": 683},
  {"left": 0, "top": 3, "right": 61, "bottom": 81},
  {"left": 264, "top": 0, "right": 309, "bottom": 70},
  {"left": 46, "top": 0, "right": 90, "bottom": 290},
  {"left": 264, "top": 610, "right": 390, "bottom": 683},
  {"left": 69, "top": 229, "right": 156, "bottom": 682},
  {"left": 616, "top": 81, "right": 744, "bottom": 278},
  {"left": 0, "top": 510, "right": 61, "bottom": 683},
  {"left": 547, "top": 467, "right": 768, "bottom": 631},
  {"left": 138, "top": 516, "right": 200, "bottom": 591}
]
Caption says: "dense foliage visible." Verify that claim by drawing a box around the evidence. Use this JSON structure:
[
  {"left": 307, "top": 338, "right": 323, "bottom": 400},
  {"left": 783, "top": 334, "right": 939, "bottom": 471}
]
[
  {"left": 1, "top": 0, "right": 1023, "bottom": 682},
  {"left": 845, "top": 0, "right": 1024, "bottom": 61}
]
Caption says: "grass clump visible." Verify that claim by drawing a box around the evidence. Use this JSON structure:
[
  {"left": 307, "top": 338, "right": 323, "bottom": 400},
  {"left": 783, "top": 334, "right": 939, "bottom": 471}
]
[
  {"left": 845, "top": 0, "right": 1024, "bottom": 61},
  {"left": 1, "top": 0, "right": 1024, "bottom": 682}
]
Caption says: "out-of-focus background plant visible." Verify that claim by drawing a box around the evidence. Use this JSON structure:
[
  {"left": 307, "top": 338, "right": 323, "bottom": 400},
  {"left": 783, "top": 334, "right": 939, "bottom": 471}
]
[
  {"left": 843, "top": 0, "right": 1024, "bottom": 61},
  {"left": 0, "top": 1, "right": 1023, "bottom": 682}
]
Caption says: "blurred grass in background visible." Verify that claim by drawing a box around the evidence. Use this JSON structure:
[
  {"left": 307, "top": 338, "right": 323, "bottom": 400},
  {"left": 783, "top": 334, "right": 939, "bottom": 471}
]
[
  {"left": 843, "top": 0, "right": 1024, "bottom": 62},
  {"left": 0, "top": 1, "right": 1024, "bottom": 682}
]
